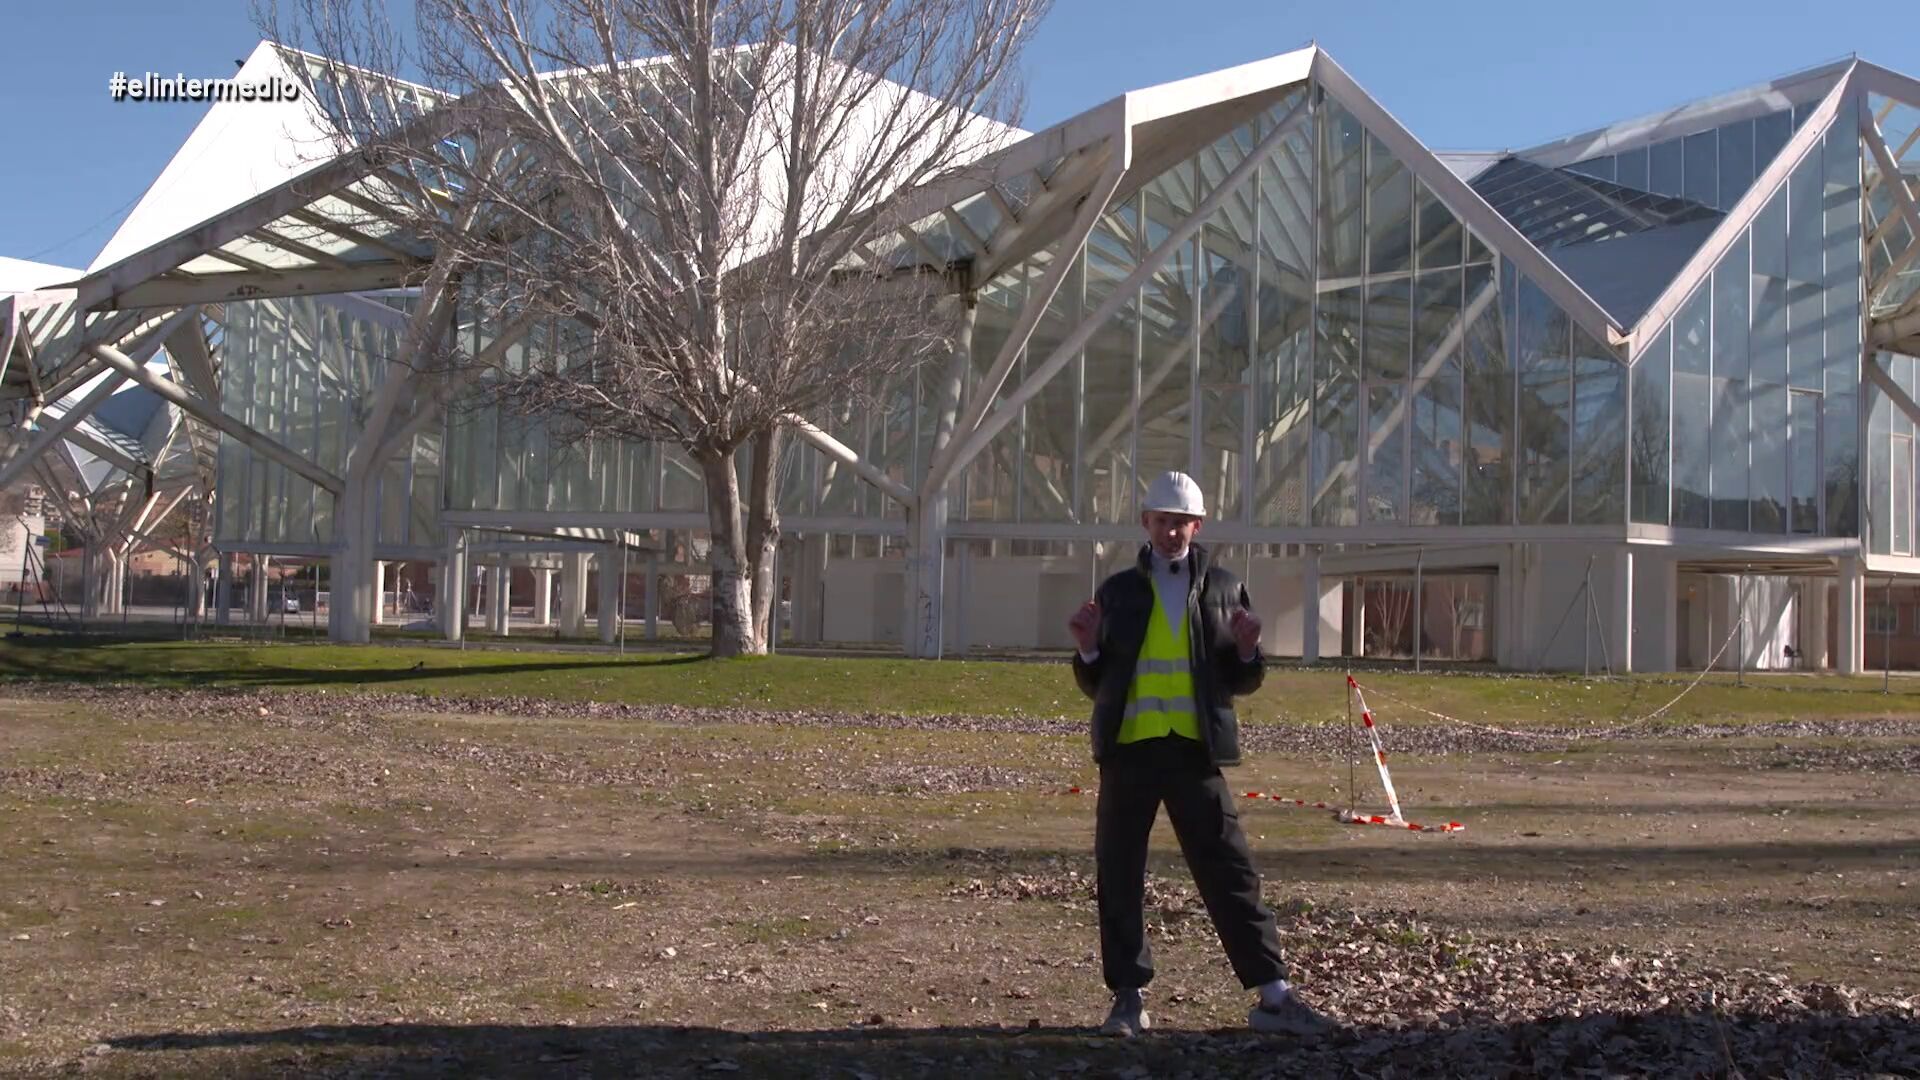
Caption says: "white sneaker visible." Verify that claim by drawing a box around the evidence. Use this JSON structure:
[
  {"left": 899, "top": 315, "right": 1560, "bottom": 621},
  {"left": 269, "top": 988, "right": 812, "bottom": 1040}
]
[
  {"left": 1249, "top": 991, "right": 1333, "bottom": 1037},
  {"left": 1100, "top": 989, "right": 1150, "bottom": 1037}
]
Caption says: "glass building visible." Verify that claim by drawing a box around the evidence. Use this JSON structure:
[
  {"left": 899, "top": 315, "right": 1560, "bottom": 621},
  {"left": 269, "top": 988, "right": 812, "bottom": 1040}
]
[{"left": 7, "top": 43, "right": 1920, "bottom": 670}]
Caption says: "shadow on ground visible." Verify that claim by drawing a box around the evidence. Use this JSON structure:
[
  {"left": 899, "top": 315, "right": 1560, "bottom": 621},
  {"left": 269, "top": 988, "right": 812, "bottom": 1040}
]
[
  {"left": 92, "top": 1012, "right": 1920, "bottom": 1078},
  {"left": 0, "top": 637, "right": 717, "bottom": 691},
  {"left": 281, "top": 837, "right": 1920, "bottom": 889}
]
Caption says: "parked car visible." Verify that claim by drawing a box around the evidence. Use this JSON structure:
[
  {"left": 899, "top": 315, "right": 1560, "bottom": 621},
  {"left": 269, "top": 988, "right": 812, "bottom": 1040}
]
[{"left": 281, "top": 595, "right": 301, "bottom": 614}]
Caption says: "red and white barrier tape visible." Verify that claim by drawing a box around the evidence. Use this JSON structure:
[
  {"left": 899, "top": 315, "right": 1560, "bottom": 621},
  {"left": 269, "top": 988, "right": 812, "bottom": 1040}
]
[
  {"left": 1348, "top": 616, "right": 1746, "bottom": 742},
  {"left": 1049, "top": 675, "right": 1466, "bottom": 834},
  {"left": 1345, "top": 675, "right": 1405, "bottom": 824},
  {"left": 1240, "top": 790, "right": 1466, "bottom": 833}
]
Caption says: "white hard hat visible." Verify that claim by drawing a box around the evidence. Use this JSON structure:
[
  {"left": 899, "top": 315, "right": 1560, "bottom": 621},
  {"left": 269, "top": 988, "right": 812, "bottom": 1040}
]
[{"left": 1142, "top": 470, "right": 1206, "bottom": 517}]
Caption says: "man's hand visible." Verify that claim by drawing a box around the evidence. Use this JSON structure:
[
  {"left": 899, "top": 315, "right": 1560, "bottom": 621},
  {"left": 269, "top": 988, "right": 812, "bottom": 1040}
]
[
  {"left": 1068, "top": 599, "right": 1101, "bottom": 654},
  {"left": 1229, "top": 606, "right": 1262, "bottom": 657}
]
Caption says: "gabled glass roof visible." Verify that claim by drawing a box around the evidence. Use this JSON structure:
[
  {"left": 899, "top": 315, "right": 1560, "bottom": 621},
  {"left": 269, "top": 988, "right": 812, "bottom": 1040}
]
[
  {"left": 1469, "top": 158, "right": 1723, "bottom": 252},
  {"left": 1469, "top": 158, "right": 1726, "bottom": 325}
]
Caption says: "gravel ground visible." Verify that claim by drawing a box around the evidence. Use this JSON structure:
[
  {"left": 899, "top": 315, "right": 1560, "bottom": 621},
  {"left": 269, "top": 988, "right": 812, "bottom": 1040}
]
[
  {"left": 12, "top": 682, "right": 1920, "bottom": 757},
  {"left": 6, "top": 683, "right": 1920, "bottom": 1076}
]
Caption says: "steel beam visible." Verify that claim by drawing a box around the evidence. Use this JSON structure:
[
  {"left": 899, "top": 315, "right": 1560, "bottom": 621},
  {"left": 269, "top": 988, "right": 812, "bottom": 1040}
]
[{"left": 84, "top": 340, "right": 344, "bottom": 494}]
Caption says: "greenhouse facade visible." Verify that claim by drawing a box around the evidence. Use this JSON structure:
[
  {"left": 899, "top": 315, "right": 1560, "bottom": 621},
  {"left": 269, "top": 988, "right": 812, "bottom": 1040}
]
[{"left": 4, "top": 42, "right": 1920, "bottom": 671}]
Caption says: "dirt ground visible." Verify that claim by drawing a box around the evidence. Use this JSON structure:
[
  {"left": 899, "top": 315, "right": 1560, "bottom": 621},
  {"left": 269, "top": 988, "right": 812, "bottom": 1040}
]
[{"left": 2, "top": 687, "right": 1917, "bottom": 1078}]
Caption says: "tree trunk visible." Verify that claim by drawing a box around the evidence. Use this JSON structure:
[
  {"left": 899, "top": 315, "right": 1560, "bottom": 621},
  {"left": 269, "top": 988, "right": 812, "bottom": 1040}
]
[
  {"left": 744, "top": 427, "right": 784, "bottom": 650},
  {"left": 698, "top": 444, "right": 756, "bottom": 657}
]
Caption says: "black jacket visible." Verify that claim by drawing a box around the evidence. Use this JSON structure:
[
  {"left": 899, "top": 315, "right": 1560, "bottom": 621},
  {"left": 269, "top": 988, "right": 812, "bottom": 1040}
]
[{"left": 1071, "top": 542, "right": 1264, "bottom": 767}]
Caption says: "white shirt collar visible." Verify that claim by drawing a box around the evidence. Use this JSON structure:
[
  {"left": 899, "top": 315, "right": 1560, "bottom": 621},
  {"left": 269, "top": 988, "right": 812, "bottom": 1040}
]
[{"left": 1151, "top": 548, "right": 1191, "bottom": 574}]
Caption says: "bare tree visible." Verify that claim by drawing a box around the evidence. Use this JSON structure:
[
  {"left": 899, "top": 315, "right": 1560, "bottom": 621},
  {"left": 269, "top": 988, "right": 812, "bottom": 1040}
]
[{"left": 269, "top": 0, "right": 1048, "bottom": 654}]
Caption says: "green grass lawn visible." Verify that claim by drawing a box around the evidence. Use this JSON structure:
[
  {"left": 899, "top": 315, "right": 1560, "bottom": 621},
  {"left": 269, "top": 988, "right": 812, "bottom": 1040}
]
[{"left": 3, "top": 634, "right": 1920, "bottom": 727}]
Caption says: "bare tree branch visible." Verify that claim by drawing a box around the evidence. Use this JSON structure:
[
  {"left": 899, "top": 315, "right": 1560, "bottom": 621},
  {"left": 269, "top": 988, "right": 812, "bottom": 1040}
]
[{"left": 265, "top": 0, "right": 1048, "bottom": 654}]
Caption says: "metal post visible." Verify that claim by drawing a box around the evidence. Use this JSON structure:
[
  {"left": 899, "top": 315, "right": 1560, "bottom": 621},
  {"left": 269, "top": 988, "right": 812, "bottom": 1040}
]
[
  {"left": 645, "top": 554, "right": 659, "bottom": 641},
  {"left": 1885, "top": 575, "right": 1894, "bottom": 694},
  {"left": 1737, "top": 570, "right": 1747, "bottom": 688},
  {"left": 14, "top": 543, "right": 29, "bottom": 633},
  {"left": 1582, "top": 562, "right": 1593, "bottom": 679},
  {"left": 460, "top": 530, "right": 469, "bottom": 652},
  {"left": 1355, "top": 575, "right": 1365, "bottom": 658},
  {"left": 1345, "top": 671, "right": 1356, "bottom": 812},
  {"left": 618, "top": 539, "right": 628, "bottom": 656},
  {"left": 1413, "top": 549, "right": 1424, "bottom": 673}
]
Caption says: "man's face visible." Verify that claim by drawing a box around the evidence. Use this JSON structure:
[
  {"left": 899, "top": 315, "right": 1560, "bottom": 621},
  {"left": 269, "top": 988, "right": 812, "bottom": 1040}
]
[{"left": 1142, "top": 510, "right": 1203, "bottom": 559}]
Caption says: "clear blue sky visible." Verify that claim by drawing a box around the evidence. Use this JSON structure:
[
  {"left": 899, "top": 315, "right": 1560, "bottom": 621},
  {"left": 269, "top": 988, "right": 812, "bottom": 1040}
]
[{"left": 3, "top": 0, "right": 1912, "bottom": 271}]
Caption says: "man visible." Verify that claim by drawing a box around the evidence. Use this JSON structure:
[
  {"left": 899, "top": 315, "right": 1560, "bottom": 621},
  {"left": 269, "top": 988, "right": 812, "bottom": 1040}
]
[{"left": 1068, "top": 470, "right": 1329, "bottom": 1039}]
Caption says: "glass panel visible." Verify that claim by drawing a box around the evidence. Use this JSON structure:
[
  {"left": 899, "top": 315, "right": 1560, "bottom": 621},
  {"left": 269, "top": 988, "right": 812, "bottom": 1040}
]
[
  {"left": 1569, "top": 156, "right": 1616, "bottom": 183},
  {"left": 1136, "top": 191, "right": 1196, "bottom": 507},
  {"left": 1672, "top": 369, "right": 1712, "bottom": 529},
  {"left": 1025, "top": 253, "right": 1082, "bottom": 523},
  {"left": 1313, "top": 285, "right": 1362, "bottom": 525},
  {"left": 1410, "top": 266, "right": 1463, "bottom": 525},
  {"left": 1649, "top": 138, "right": 1683, "bottom": 197},
  {"left": 1198, "top": 188, "right": 1253, "bottom": 521},
  {"left": 1789, "top": 391, "right": 1820, "bottom": 533},
  {"left": 1083, "top": 207, "right": 1139, "bottom": 526},
  {"left": 1717, "top": 118, "right": 1755, "bottom": 210},
  {"left": 816, "top": 398, "right": 861, "bottom": 516},
  {"left": 1753, "top": 110, "right": 1792, "bottom": 175},
  {"left": 1869, "top": 372, "right": 1892, "bottom": 553},
  {"left": 778, "top": 442, "right": 812, "bottom": 516},
  {"left": 1785, "top": 152, "right": 1825, "bottom": 390},
  {"left": 1466, "top": 226, "right": 1493, "bottom": 267},
  {"left": 1414, "top": 182, "right": 1463, "bottom": 271},
  {"left": 660, "top": 442, "right": 702, "bottom": 512},
  {"left": 879, "top": 375, "right": 915, "bottom": 521},
  {"left": 468, "top": 404, "right": 499, "bottom": 512},
  {"left": 1675, "top": 284, "right": 1711, "bottom": 375},
  {"left": 1411, "top": 358, "right": 1462, "bottom": 526},
  {"left": 1823, "top": 106, "right": 1862, "bottom": 539},
  {"left": 1631, "top": 329, "right": 1671, "bottom": 525},
  {"left": 1713, "top": 234, "right": 1750, "bottom": 381},
  {"left": 1252, "top": 150, "right": 1313, "bottom": 527},
  {"left": 1902, "top": 357, "right": 1915, "bottom": 439},
  {"left": 962, "top": 267, "right": 1021, "bottom": 521},
  {"left": 497, "top": 412, "right": 527, "bottom": 512},
  {"left": 1750, "top": 187, "right": 1788, "bottom": 385},
  {"left": 1319, "top": 99, "right": 1365, "bottom": 281},
  {"left": 1824, "top": 95, "right": 1863, "bottom": 389},
  {"left": 1515, "top": 276, "right": 1570, "bottom": 524},
  {"left": 1710, "top": 376, "right": 1750, "bottom": 531},
  {"left": 1366, "top": 382, "right": 1405, "bottom": 523},
  {"left": 1461, "top": 263, "right": 1511, "bottom": 525},
  {"left": 1750, "top": 382, "right": 1787, "bottom": 532},
  {"left": 1826, "top": 391, "right": 1859, "bottom": 538},
  {"left": 378, "top": 457, "right": 408, "bottom": 545},
  {"left": 1571, "top": 332, "right": 1625, "bottom": 525},
  {"left": 1683, "top": 130, "right": 1718, "bottom": 207},
  {"left": 1366, "top": 134, "right": 1413, "bottom": 276},
  {"left": 1616, "top": 146, "right": 1650, "bottom": 192},
  {"left": 1897, "top": 435, "right": 1913, "bottom": 555},
  {"left": 1364, "top": 278, "right": 1411, "bottom": 380},
  {"left": 1413, "top": 267, "right": 1464, "bottom": 373}
]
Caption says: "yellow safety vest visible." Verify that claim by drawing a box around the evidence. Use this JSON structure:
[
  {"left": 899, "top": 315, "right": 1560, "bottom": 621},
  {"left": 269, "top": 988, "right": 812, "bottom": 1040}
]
[{"left": 1118, "top": 584, "right": 1199, "bottom": 743}]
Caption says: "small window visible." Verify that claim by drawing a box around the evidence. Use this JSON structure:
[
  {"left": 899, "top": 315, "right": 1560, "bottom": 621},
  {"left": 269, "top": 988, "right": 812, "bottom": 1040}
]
[
  {"left": 1457, "top": 600, "right": 1485, "bottom": 630},
  {"left": 1868, "top": 603, "right": 1898, "bottom": 636}
]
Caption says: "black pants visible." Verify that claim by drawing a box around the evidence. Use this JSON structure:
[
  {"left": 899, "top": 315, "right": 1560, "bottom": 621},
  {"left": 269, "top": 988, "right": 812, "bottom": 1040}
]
[{"left": 1096, "top": 735, "right": 1287, "bottom": 992}]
